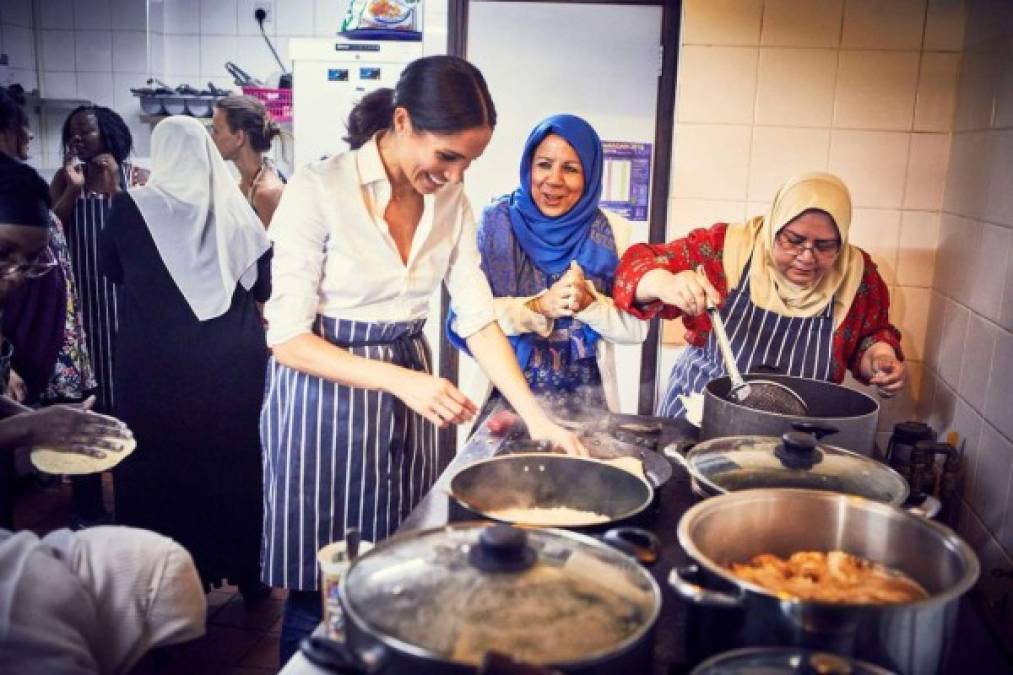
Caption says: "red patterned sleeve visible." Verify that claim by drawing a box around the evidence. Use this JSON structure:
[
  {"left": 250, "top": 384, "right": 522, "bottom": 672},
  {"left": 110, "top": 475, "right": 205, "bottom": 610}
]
[
  {"left": 613, "top": 223, "right": 730, "bottom": 321},
  {"left": 836, "top": 251, "right": 905, "bottom": 383}
]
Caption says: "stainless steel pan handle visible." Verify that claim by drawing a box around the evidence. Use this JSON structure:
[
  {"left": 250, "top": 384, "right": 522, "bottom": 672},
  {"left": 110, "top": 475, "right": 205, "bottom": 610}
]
[{"left": 668, "top": 564, "right": 745, "bottom": 608}]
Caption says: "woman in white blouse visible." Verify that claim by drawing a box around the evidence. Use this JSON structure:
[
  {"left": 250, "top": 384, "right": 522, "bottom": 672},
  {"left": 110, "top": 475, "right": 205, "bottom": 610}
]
[{"left": 261, "top": 56, "right": 585, "bottom": 663}]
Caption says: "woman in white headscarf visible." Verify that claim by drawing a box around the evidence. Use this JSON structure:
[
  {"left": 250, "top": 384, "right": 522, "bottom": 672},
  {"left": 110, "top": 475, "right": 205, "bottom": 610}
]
[
  {"left": 0, "top": 525, "right": 205, "bottom": 675},
  {"left": 614, "top": 172, "right": 905, "bottom": 420},
  {"left": 98, "top": 116, "right": 272, "bottom": 599}
]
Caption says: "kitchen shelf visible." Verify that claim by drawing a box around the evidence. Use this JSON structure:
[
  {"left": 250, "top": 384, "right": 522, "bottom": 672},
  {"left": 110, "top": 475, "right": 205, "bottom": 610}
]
[{"left": 23, "top": 91, "right": 93, "bottom": 114}]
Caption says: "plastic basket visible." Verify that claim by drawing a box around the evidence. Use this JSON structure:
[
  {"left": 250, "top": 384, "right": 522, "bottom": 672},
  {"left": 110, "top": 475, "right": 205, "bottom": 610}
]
[{"left": 241, "top": 86, "right": 292, "bottom": 123}]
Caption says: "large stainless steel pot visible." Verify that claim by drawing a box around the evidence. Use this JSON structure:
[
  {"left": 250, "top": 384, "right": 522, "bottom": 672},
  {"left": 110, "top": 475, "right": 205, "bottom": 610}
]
[
  {"left": 308, "top": 522, "right": 662, "bottom": 674},
  {"left": 669, "top": 489, "right": 979, "bottom": 675},
  {"left": 702, "top": 374, "right": 880, "bottom": 454}
]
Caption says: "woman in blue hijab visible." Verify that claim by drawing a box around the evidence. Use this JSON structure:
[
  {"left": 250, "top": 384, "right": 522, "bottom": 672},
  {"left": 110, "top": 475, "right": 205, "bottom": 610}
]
[{"left": 449, "top": 114, "right": 646, "bottom": 421}]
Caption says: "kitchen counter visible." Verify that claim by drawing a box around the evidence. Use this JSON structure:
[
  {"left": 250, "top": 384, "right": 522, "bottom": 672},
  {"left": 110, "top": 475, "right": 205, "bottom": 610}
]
[{"left": 397, "top": 409, "right": 1011, "bottom": 675}]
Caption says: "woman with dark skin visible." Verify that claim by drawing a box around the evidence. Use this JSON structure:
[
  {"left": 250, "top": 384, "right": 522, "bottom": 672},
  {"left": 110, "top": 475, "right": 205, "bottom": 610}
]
[{"left": 48, "top": 106, "right": 138, "bottom": 527}]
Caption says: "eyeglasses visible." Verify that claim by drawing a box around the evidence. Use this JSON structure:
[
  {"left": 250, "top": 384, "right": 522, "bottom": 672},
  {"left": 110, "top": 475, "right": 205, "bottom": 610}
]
[
  {"left": 775, "top": 229, "right": 841, "bottom": 259},
  {"left": 0, "top": 246, "right": 58, "bottom": 279}
]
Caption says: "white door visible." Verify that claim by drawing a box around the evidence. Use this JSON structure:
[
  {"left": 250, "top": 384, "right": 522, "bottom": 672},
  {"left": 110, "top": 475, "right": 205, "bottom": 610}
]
[{"left": 459, "top": 1, "right": 662, "bottom": 424}]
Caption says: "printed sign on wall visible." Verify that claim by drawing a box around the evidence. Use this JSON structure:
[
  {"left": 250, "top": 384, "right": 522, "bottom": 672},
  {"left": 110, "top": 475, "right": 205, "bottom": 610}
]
[{"left": 600, "top": 141, "right": 652, "bottom": 221}]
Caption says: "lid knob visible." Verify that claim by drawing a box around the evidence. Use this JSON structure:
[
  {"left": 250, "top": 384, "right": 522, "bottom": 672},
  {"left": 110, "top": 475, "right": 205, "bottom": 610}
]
[
  {"left": 469, "top": 524, "right": 537, "bottom": 573},
  {"left": 774, "top": 431, "right": 822, "bottom": 470}
]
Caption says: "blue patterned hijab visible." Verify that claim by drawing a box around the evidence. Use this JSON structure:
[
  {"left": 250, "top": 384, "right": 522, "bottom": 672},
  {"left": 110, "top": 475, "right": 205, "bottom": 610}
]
[
  {"left": 446, "top": 115, "right": 619, "bottom": 372},
  {"left": 508, "top": 114, "right": 617, "bottom": 278}
]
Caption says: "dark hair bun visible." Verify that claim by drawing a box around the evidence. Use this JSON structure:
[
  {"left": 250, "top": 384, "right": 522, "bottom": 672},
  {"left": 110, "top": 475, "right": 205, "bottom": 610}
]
[{"left": 343, "top": 88, "right": 395, "bottom": 150}]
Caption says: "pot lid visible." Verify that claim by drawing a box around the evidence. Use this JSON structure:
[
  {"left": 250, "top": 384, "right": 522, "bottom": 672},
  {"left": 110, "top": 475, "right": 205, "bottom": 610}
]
[
  {"left": 342, "top": 522, "right": 660, "bottom": 667},
  {"left": 690, "top": 647, "right": 897, "bottom": 675},
  {"left": 684, "top": 431, "right": 909, "bottom": 504}
]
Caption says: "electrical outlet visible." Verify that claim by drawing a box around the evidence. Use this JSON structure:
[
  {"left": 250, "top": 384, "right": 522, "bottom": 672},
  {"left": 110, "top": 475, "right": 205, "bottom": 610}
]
[{"left": 253, "top": 2, "right": 272, "bottom": 24}]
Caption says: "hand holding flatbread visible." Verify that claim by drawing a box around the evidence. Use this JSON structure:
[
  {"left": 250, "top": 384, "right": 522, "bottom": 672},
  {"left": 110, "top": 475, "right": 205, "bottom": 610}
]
[{"left": 27, "top": 396, "right": 136, "bottom": 475}]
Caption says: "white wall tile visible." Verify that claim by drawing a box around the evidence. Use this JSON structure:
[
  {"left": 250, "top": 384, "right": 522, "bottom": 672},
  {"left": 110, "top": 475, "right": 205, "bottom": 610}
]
[
  {"left": 841, "top": 0, "right": 927, "bottom": 50},
  {"left": 943, "top": 131, "right": 992, "bottom": 220},
  {"left": 236, "top": 36, "right": 281, "bottom": 82},
  {"left": 2, "top": 0, "right": 33, "bottom": 28},
  {"left": 895, "top": 285, "right": 931, "bottom": 361},
  {"left": 201, "top": 0, "right": 238, "bottom": 35},
  {"left": 754, "top": 48, "right": 837, "bottom": 127},
  {"left": 760, "top": 0, "right": 843, "bottom": 48},
  {"left": 829, "top": 130, "right": 909, "bottom": 208},
  {"left": 41, "top": 70, "right": 78, "bottom": 98},
  {"left": 148, "top": 0, "right": 164, "bottom": 33},
  {"left": 747, "top": 126, "right": 830, "bottom": 201},
  {"left": 676, "top": 46, "right": 757, "bottom": 124},
  {"left": 963, "top": 0, "right": 1010, "bottom": 48},
  {"left": 834, "top": 50, "right": 919, "bottom": 130},
  {"left": 10, "top": 68, "right": 38, "bottom": 92},
  {"left": 1001, "top": 244, "right": 1013, "bottom": 333},
  {"left": 148, "top": 32, "right": 165, "bottom": 77},
  {"left": 238, "top": 0, "right": 274, "bottom": 36},
  {"left": 113, "top": 72, "right": 144, "bottom": 113},
  {"left": 927, "top": 375, "right": 957, "bottom": 434},
  {"left": 994, "top": 39, "right": 1013, "bottom": 129},
  {"left": 953, "top": 46, "right": 1001, "bottom": 132},
  {"left": 968, "top": 223, "right": 1011, "bottom": 322},
  {"left": 40, "top": 29, "right": 77, "bottom": 71},
  {"left": 199, "top": 35, "right": 237, "bottom": 80},
  {"left": 76, "top": 71, "right": 115, "bottom": 107},
  {"left": 671, "top": 123, "right": 752, "bottom": 200},
  {"left": 682, "top": 0, "right": 762, "bottom": 46},
  {"left": 934, "top": 213, "right": 981, "bottom": 305},
  {"left": 113, "top": 31, "right": 148, "bottom": 74},
  {"left": 904, "top": 132, "right": 951, "bottom": 211},
  {"left": 165, "top": 34, "right": 200, "bottom": 78},
  {"left": 38, "top": 0, "right": 75, "bottom": 30},
  {"left": 315, "top": 0, "right": 343, "bottom": 36},
  {"left": 666, "top": 198, "right": 746, "bottom": 239},
  {"left": 276, "top": 0, "right": 316, "bottom": 36},
  {"left": 111, "top": 0, "right": 149, "bottom": 32},
  {"left": 936, "top": 298, "right": 969, "bottom": 388},
  {"left": 75, "top": 0, "right": 112, "bottom": 31},
  {"left": 985, "top": 130, "right": 1013, "bottom": 228},
  {"left": 897, "top": 210, "right": 939, "bottom": 287},
  {"left": 850, "top": 208, "right": 901, "bottom": 285},
  {"left": 914, "top": 52, "right": 960, "bottom": 131},
  {"left": 75, "top": 31, "right": 114, "bottom": 73},
  {"left": 971, "top": 423, "right": 1013, "bottom": 534},
  {"left": 958, "top": 311, "right": 998, "bottom": 413},
  {"left": 924, "top": 0, "right": 967, "bottom": 51},
  {"left": 165, "top": 0, "right": 200, "bottom": 34},
  {"left": 948, "top": 398, "right": 984, "bottom": 500},
  {"left": 984, "top": 314, "right": 1013, "bottom": 435},
  {"left": 1, "top": 25, "right": 34, "bottom": 72}
]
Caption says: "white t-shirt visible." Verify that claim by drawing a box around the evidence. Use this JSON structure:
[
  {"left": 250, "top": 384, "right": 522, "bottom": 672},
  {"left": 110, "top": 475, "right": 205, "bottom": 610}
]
[{"left": 264, "top": 137, "right": 496, "bottom": 346}]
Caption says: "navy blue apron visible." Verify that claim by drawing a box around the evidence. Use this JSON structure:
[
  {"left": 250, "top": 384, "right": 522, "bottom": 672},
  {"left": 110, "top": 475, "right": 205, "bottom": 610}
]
[
  {"left": 260, "top": 316, "right": 438, "bottom": 591},
  {"left": 659, "top": 260, "right": 835, "bottom": 419}
]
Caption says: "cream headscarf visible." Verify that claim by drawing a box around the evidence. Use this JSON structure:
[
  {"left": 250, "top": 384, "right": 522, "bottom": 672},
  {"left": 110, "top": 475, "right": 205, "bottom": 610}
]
[
  {"left": 722, "top": 172, "right": 865, "bottom": 328},
  {"left": 129, "top": 116, "right": 270, "bottom": 322}
]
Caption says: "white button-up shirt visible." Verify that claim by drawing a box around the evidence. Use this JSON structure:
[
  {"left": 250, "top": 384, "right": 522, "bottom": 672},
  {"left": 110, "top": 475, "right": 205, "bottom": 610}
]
[{"left": 264, "top": 137, "right": 496, "bottom": 347}]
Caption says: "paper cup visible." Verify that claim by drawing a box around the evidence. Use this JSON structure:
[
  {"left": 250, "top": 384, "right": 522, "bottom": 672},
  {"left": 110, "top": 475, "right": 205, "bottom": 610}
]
[{"left": 317, "top": 540, "right": 373, "bottom": 640}]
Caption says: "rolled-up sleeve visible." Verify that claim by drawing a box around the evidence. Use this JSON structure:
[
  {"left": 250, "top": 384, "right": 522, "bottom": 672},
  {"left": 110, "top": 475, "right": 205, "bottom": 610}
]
[
  {"left": 263, "top": 169, "right": 328, "bottom": 346},
  {"left": 444, "top": 201, "right": 497, "bottom": 339}
]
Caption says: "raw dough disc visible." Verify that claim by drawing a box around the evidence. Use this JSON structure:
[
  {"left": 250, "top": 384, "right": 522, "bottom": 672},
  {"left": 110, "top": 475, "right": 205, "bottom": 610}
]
[{"left": 31, "top": 434, "right": 137, "bottom": 475}]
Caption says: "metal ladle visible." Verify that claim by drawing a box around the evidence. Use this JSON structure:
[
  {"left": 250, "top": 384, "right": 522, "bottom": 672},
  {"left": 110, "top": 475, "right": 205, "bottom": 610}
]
[{"left": 697, "top": 267, "right": 809, "bottom": 416}]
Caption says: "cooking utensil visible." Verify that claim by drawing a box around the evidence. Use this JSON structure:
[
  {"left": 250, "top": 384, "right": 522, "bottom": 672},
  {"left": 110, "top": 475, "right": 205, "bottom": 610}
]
[
  {"left": 689, "top": 647, "right": 898, "bottom": 675},
  {"left": 665, "top": 426, "right": 910, "bottom": 506},
  {"left": 225, "top": 61, "right": 262, "bottom": 87},
  {"left": 327, "top": 522, "right": 662, "bottom": 673},
  {"left": 448, "top": 453, "right": 654, "bottom": 528},
  {"left": 697, "top": 266, "right": 809, "bottom": 416},
  {"left": 701, "top": 373, "right": 879, "bottom": 454},
  {"left": 670, "top": 489, "right": 979, "bottom": 675}
]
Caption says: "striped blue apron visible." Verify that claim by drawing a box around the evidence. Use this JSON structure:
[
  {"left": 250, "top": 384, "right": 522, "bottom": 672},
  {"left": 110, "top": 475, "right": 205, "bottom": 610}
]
[
  {"left": 659, "top": 261, "right": 835, "bottom": 419},
  {"left": 260, "top": 316, "right": 438, "bottom": 591}
]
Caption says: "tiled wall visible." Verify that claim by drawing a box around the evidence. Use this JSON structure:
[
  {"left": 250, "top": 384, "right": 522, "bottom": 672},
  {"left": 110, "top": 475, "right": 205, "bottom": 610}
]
[
  {"left": 919, "top": 0, "right": 1013, "bottom": 633},
  {"left": 0, "top": 0, "right": 156, "bottom": 172},
  {"left": 661, "top": 0, "right": 965, "bottom": 443}
]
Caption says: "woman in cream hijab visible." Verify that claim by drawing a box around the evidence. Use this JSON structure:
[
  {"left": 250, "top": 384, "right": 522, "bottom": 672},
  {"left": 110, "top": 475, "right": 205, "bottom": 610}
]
[{"left": 613, "top": 172, "right": 905, "bottom": 420}]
